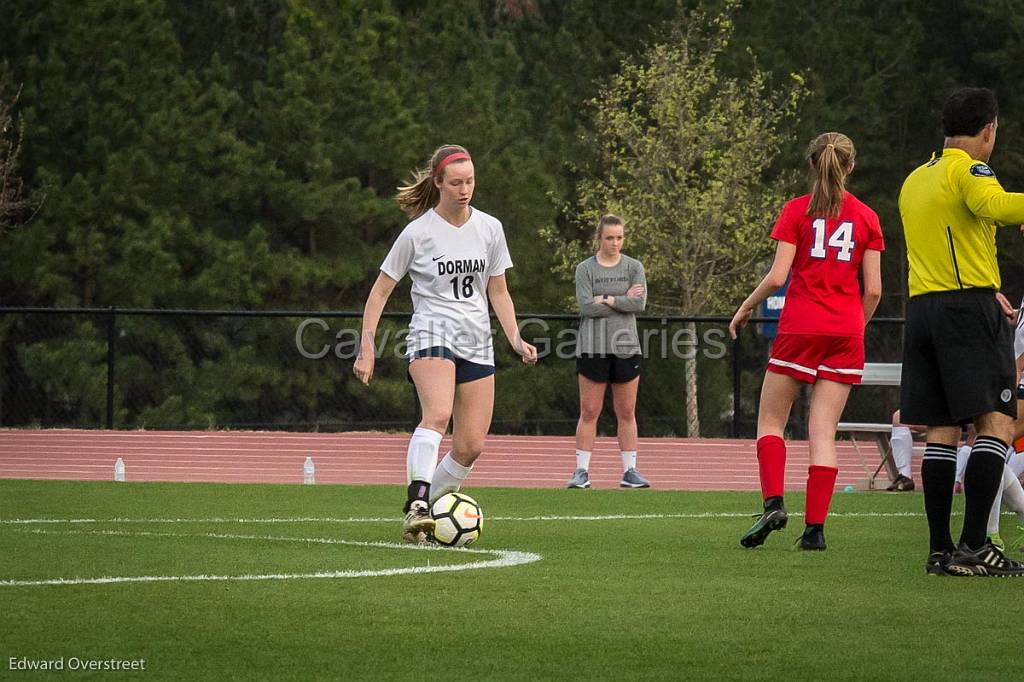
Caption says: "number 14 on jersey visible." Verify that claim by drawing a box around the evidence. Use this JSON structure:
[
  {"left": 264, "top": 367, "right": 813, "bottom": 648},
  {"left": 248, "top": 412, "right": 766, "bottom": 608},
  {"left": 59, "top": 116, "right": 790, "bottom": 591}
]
[{"left": 809, "top": 219, "right": 855, "bottom": 262}]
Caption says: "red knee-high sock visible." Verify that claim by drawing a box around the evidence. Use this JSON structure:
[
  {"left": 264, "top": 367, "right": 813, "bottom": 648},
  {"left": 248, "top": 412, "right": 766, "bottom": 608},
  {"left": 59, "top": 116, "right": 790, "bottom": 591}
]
[
  {"left": 805, "top": 465, "right": 839, "bottom": 525},
  {"left": 756, "top": 435, "right": 787, "bottom": 501}
]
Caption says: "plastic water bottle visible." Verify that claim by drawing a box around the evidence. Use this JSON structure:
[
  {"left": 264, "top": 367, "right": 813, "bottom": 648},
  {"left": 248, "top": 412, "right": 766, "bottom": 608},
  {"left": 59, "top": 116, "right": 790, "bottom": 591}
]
[
  {"left": 303, "top": 457, "right": 315, "bottom": 485},
  {"left": 114, "top": 457, "right": 126, "bottom": 482}
]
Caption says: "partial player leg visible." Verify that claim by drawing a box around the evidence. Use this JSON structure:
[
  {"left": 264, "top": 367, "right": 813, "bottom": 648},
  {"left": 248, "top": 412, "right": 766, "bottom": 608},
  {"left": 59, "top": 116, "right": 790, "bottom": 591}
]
[
  {"left": 920, "top": 427, "right": 961, "bottom": 572},
  {"left": 1008, "top": 450, "right": 1024, "bottom": 479},
  {"left": 611, "top": 376, "right": 648, "bottom": 488},
  {"left": 954, "top": 443, "right": 971, "bottom": 493},
  {"left": 403, "top": 357, "right": 456, "bottom": 542},
  {"left": 570, "top": 374, "right": 607, "bottom": 489},
  {"left": 740, "top": 371, "right": 802, "bottom": 548},
  {"left": 958, "top": 411, "right": 1013, "bottom": 550},
  {"left": 987, "top": 472, "right": 1006, "bottom": 550},
  {"left": 994, "top": 462, "right": 1024, "bottom": 553},
  {"left": 945, "top": 412, "right": 1024, "bottom": 576},
  {"left": 887, "top": 409, "right": 917, "bottom": 491},
  {"left": 433, "top": 373, "right": 495, "bottom": 501},
  {"left": 798, "top": 378, "right": 851, "bottom": 550}
]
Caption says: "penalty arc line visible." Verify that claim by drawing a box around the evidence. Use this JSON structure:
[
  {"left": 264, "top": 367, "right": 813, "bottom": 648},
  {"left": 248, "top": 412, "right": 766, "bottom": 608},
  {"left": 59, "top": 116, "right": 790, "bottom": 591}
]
[
  {"left": 0, "top": 528, "right": 541, "bottom": 588},
  {"left": 0, "top": 510, "right": 971, "bottom": 587}
]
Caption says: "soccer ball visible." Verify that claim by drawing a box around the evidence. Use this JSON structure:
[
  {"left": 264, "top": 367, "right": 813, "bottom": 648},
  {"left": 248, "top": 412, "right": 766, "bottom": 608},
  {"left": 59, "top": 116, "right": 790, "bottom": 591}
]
[{"left": 430, "top": 492, "right": 483, "bottom": 547}]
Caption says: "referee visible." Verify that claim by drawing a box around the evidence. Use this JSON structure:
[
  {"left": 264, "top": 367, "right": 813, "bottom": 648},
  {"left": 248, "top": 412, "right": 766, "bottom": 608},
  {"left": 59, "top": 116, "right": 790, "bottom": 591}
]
[{"left": 899, "top": 87, "right": 1024, "bottom": 577}]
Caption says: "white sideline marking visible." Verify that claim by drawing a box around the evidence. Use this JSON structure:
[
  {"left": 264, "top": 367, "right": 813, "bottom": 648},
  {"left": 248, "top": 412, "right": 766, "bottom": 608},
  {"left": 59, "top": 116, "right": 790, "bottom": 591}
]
[
  {"left": 0, "top": 528, "right": 541, "bottom": 587},
  {"left": 0, "top": 510, "right": 958, "bottom": 587},
  {"left": 0, "top": 510, "right": 955, "bottom": 526}
]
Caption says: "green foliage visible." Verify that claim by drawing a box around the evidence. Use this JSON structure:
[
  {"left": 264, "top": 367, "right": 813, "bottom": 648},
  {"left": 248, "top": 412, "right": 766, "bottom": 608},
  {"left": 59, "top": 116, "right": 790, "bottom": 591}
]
[
  {"left": 18, "top": 321, "right": 108, "bottom": 424},
  {"left": 0, "top": 68, "right": 30, "bottom": 235},
  {"left": 4, "top": 1, "right": 1024, "bottom": 432},
  {"left": 558, "top": 3, "right": 807, "bottom": 315}
]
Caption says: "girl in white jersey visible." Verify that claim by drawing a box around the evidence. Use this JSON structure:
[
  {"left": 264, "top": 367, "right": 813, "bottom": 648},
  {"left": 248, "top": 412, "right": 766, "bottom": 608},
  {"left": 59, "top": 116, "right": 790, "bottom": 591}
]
[{"left": 353, "top": 145, "right": 537, "bottom": 543}]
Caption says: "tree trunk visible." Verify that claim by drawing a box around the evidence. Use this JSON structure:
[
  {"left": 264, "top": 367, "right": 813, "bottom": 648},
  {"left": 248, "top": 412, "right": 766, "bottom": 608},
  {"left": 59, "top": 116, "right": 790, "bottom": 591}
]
[{"left": 684, "top": 320, "right": 700, "bottom": 437}]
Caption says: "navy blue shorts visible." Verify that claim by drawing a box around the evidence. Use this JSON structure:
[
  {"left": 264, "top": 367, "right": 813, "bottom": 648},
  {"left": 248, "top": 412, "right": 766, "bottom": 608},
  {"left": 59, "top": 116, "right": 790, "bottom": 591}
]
[{"left": 408, "top": 346, "right": 496, "bottom": 384}]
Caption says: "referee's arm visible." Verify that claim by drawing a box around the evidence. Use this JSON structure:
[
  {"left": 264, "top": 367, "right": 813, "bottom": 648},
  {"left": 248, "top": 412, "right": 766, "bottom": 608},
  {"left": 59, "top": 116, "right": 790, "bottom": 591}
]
[{"left": 959, "top": 169, "right": 1024, "bottom": 224}]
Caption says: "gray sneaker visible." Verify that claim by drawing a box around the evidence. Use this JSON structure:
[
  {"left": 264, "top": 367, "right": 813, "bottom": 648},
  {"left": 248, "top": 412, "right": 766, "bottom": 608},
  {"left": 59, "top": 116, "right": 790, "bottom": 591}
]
[
  {"left": 566, "top": 468, "right": 591, "bottom": 489},
  {"left": 620, "top": 468, "right": 651, "bottom": 488}
]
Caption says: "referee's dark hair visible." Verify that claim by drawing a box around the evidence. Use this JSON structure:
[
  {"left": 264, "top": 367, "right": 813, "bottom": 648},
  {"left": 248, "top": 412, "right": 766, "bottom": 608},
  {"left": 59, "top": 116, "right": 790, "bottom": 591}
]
[{"left": 942, "top": 87, "right": 998, "bottom": 138}]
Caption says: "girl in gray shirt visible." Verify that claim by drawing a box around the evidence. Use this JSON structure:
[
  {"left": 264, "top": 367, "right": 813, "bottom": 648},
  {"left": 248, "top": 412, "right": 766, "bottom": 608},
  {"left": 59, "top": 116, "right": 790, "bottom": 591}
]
[{"left": 567, "top": 215, "right": 651, "bottom": 490}]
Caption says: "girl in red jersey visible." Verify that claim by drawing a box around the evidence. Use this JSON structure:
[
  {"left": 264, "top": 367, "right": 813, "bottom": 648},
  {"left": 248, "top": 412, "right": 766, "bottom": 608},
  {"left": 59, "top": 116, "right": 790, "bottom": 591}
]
[{"left": 728, "top": 132, "right": 884, "bottom": 551}]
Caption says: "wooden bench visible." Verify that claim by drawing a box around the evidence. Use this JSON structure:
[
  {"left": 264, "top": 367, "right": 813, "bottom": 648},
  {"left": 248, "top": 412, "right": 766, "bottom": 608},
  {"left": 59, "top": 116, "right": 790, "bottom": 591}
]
[{"left": 836, "top": 363, "right": 902, "bottom": 490}]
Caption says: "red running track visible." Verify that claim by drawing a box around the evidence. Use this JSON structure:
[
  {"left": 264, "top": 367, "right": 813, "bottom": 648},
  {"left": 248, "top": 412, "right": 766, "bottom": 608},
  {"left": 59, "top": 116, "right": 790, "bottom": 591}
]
[{"left": 0, "top": 429, "right": 918, "bottom": 491}]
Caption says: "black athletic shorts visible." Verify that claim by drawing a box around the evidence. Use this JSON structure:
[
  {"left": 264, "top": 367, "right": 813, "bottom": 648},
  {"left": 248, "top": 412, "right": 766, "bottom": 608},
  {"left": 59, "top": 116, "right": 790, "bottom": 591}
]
[
  {"left": 576, "top": 354, "right": 642, "bottom": 383},
  {"left": 407, "top": 346, "right": 495, "bottom": 384},
  {"left": 900, "top": 289, "right": 1016, "bottom": 425}
]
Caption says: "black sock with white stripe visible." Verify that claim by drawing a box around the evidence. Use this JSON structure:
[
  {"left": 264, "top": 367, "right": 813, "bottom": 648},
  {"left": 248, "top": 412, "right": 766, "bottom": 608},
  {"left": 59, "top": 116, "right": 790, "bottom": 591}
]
[
  {"left": 921, "top": 443, "right": 957, "bottom": 553},
  {"left": 959, "top": 436, "right": 1009, "bottom": 550},
  {"left": 403, "top": 481, "right": 430, "bottom": 513}
]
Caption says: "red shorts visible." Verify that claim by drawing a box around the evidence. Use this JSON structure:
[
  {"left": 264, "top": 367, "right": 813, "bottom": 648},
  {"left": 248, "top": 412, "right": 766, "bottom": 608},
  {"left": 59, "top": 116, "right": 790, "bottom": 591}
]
[{"left": 767, "top": 333, "right": 864, "bottom": 385}]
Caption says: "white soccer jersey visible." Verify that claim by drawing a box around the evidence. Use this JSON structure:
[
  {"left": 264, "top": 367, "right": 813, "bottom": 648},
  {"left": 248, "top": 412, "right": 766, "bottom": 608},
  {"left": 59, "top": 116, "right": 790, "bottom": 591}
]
[
  {"left": 380, "top": 207, "right": 513, "bottom": 365},
  {"left": 1015, "top": 295, "right": 1024, "bottom": 359}
]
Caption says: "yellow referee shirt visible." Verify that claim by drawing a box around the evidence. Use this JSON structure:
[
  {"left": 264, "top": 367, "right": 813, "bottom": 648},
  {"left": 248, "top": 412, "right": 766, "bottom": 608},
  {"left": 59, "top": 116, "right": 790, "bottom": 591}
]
[{"left": 899, "top": 147, "right": 1024, "bottom": 296}]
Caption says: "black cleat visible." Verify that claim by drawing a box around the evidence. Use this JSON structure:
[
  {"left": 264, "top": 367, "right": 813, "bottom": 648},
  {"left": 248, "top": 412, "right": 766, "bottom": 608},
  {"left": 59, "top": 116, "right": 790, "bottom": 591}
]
[
  {"left": 948, "top": 541, "right": 1024, "bottom": 577},
  {"left": 740, "top": 506, "right": 788, "bottom": 548},
  {"left": 885, "top": 475, "right": 915, "bottom": 492},
  {"left": 797, "top": 525, "right": 826, "bottom": 551},
  {"left": 925, "top": 550, "right": 956, "bottom": 576},
  {"left": 401, "top": 500, "right": 435, "bottom": 544}
]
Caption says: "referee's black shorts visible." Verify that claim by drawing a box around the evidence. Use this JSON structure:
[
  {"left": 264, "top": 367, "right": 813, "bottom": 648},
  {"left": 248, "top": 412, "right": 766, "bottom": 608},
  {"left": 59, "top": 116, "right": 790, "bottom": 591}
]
[{"left": 900, "top": 288, "right": 1016, "bottom": 425}]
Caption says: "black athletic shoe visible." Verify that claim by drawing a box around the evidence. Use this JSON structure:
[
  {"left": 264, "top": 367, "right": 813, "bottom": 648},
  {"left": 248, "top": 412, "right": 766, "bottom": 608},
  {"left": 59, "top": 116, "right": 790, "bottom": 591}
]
[
  {"left": 948, "top": 541, "right": 1024, "bottom": 577},
  {"left": 885, "top": 475, "right": 915, "bottom": 492},
  {"left": 925, "top": 550, "right": 956, "bottom": 576},
  {"left": 740, "top": 506, "right": 788, "bottom": 548},
  {"left": 797, "top": 525, "right": 826, "bottom": 551}
]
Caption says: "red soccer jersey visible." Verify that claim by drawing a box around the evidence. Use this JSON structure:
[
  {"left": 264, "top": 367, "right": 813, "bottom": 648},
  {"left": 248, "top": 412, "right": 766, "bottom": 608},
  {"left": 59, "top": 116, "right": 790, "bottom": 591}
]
[{"left": 771, "top": 192, "right": 885, "bottom": 337}]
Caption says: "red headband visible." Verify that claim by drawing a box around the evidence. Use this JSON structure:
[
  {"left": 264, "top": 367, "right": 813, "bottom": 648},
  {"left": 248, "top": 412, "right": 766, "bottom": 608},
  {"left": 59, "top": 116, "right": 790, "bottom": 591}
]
[{"left": 434, "top": 152, "right": 471, "bottom": 178}]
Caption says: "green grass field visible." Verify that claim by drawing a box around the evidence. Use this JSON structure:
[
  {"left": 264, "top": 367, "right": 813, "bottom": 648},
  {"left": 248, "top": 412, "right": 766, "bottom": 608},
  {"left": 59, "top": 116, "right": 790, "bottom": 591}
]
[{"left": 2, "top": 479, "right": 1022, "bottom": 680}]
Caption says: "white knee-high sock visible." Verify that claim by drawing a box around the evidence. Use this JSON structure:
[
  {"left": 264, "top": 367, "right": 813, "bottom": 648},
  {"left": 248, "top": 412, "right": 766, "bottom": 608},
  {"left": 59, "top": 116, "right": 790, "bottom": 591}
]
[
  {"left": 890, "top": 426, "right": 914, "bottom": 478},
  {"left": 430, "top": 452, "right": 472, "bottom": 503},
  {"left": 1000, "top": 464, "right": 1024, "bottom": 523},
  {"left": 576, "top": 450, "right": 591, "bottom": 471},
  {"left": 955, "top": 445, "right": 972, "bottom": 485},
  {"left": 988, "top": 479, "right": 1005, "bottom": 536},
  {"left": 621, "top": 451, "right": 637, "bottom": 472},
  {"left": 1008, "top": 451, "right": 1024, "bottom": 478},
  {"left": 407, "top": 427, "right": 442, "bottom": 483}
]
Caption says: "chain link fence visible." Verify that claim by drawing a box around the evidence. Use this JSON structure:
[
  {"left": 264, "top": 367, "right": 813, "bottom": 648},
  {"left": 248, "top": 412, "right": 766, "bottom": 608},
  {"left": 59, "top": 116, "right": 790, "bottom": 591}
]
[{"left": 0, "top": 307, "right": 905, "bottom": 437}]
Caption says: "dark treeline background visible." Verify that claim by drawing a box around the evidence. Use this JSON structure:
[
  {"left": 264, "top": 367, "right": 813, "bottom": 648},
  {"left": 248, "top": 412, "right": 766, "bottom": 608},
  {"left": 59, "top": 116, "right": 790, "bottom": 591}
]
[{"left": 3, "top": 0, "right": 1024, "bottom": 434}]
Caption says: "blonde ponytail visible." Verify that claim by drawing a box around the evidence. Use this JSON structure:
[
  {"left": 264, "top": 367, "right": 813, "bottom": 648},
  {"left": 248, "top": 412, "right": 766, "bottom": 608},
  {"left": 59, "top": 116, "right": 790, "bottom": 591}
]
[
  {"left": 806, "top": 132, "right": 855, "bottom": 217},
  {"left": 396, "top": 144, "right": 470, "bottom": 219}
]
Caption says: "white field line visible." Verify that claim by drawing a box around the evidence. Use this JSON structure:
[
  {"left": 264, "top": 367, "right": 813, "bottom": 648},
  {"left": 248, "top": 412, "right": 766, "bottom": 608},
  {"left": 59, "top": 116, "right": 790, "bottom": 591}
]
[
  {"left": 0, "top": 510, "right": 962, "bottom": 527},
  {"left": 0, "top": 528, "right": 541, "bottom": 587},
  {"left": 0, "top": 508, "right": 984, "bottom": 587}
]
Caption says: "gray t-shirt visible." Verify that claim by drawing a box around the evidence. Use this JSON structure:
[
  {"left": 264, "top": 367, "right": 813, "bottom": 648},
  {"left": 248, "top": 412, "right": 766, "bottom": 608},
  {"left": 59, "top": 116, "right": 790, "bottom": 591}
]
[{"left": 575, "top": 255, "right": 647, "bottom": 356}]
